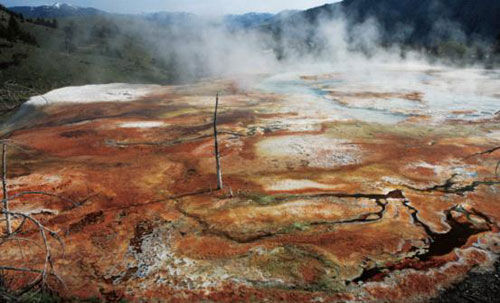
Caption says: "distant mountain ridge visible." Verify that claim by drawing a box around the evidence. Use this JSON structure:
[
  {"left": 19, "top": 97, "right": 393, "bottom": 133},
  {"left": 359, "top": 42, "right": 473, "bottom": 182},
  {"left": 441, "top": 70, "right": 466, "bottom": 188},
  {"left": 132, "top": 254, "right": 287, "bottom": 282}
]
[
  {"left": 9, "top": 2, "right": 107, "bottom": 18},
  {"left": 224, "top": 13, "right": 274, "bottom": 29},
  {"left": 143, "top": 11, "right": 201, "bottom": 26},
  {"left": 9, "top": 2, "right": 276, "bottom": 29}
]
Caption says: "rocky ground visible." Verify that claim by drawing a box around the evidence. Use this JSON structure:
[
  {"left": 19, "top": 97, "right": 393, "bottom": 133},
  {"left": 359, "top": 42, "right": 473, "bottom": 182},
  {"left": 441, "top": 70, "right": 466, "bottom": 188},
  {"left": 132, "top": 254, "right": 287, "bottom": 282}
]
[
  {"left": 0, "top": 65, "right": 499, "bottom": 302},
  {"left": 432, "top": 261, "right": 500, "bottom": 303}
]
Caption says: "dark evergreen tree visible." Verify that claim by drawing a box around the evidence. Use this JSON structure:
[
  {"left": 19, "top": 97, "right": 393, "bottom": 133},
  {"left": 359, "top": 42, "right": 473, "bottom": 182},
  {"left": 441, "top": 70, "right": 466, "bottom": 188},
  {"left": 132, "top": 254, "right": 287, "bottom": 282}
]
[
  {"left": 6, "top": 16, "right": 20, "bottom": 41},
  {"left": 495, "top": 33, "right": 500, "bottom": 54}
]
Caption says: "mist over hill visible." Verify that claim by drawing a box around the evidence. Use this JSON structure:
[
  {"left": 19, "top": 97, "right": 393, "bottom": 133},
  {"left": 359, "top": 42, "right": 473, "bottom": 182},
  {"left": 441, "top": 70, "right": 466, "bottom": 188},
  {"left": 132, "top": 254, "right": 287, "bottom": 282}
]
[{"left": 271, "top": 0, "right": 500, "bottom": 42}]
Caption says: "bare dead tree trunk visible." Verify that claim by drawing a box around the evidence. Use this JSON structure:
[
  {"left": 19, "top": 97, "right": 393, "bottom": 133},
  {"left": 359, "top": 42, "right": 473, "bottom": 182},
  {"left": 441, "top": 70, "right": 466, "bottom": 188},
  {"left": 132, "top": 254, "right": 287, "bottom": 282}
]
[
  {"left": 214, "top": 92, "right": 223, "bottom": 190},
  {"left": 1, "top": 143, "right": 11, "bottom": 235}
]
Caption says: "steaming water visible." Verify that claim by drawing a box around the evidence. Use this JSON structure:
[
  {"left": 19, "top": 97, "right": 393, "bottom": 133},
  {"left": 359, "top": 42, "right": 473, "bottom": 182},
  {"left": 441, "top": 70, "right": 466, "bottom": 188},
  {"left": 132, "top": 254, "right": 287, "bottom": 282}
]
[
  {"left": 256, "top": 76, "right": 409, "bottom": 124},
  {"left": 255, "top": 66, "right": 500, "bottom": 124}
]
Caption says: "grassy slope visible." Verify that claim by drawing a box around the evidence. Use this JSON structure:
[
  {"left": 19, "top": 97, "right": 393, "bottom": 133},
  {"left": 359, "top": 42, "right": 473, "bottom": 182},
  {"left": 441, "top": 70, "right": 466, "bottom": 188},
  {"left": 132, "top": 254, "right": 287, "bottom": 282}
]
[{"left": 0, "top": 12, "right": 175, "bottom": 114}]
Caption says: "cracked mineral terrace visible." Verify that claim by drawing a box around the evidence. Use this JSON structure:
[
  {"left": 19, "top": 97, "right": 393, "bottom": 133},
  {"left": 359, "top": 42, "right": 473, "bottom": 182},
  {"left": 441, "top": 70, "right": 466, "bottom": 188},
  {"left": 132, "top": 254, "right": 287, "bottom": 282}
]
[{"left": 0, "top": 65, "right": 499, "bottom": 302}]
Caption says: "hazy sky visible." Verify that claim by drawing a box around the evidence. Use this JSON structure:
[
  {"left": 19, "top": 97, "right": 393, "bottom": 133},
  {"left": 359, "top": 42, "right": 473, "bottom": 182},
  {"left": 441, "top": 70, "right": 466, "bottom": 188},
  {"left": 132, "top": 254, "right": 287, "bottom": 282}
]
[{"left": 1, "top": 1, "right": 338, "bottom": 15}]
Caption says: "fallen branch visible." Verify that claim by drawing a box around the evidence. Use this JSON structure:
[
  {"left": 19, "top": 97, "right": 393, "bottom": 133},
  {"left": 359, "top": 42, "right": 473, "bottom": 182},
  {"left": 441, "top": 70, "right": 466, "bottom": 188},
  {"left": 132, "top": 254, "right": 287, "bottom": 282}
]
[
  {"left": 1, "top": 210, "right": 65, "bottom": 293},
  {"left": 8, "top": 191, "right": 80, "bottom": 208},
  {"left": 0, "top": 140, "right": 66, "bottom": 299},
  {"left": 0, "top": 81, "right": 41, "bottom": 113},
  {"left": 465, "top": 146, "right": 500, "bottom": 159},
  {"left": 0, "top": 236, "right": 44, "bottom": 251}
]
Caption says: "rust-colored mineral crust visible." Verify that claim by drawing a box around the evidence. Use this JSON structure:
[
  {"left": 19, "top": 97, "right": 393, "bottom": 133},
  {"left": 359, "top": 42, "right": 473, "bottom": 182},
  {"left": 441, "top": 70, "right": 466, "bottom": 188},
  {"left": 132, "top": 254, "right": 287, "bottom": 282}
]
[{"left": 0, "top": 69, "right": 499, "bottom": 302}]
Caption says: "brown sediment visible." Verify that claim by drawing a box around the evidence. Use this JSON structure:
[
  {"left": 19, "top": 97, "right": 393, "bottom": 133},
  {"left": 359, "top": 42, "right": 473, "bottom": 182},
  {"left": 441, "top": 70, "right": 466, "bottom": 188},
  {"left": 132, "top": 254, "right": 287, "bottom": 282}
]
[
  {"left": 300, "top": 73, "right": 342, "bottom": 81},
  {"left": 0, "top": 78, "right": 499, "bottom": 302},
  {"left": 328, "top": 90, "right": 424, "bottom": 103}
]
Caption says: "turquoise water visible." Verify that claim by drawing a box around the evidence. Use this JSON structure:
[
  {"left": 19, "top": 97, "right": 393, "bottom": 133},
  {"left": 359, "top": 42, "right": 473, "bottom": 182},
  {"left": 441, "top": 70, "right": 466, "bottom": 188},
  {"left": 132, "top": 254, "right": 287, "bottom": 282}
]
[{"left": 255, "top": 69, "right": 500, "bottom": 124}]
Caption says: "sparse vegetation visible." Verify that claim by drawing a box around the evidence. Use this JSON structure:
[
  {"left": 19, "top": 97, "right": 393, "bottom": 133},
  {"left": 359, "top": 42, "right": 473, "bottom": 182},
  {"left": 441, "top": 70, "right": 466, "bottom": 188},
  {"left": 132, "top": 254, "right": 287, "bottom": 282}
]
[
  {"left": 0, "top": 15, "right": 37, "bottom": 46},
  {"left": 244, "top": 193, "right": 278, "bottom": 205},
  {"left": 0, "top": 9, "right": 178, "bottom": 112}
]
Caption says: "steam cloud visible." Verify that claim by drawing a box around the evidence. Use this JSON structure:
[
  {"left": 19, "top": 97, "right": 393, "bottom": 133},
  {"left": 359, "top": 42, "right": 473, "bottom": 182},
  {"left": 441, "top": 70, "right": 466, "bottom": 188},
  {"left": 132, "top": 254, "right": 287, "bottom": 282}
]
[
  {"left": 81, "top": 14, "right": 414, "bottom": 81},
  {"left": 54, "top": 5, "right": 497, "bottom": 85}
]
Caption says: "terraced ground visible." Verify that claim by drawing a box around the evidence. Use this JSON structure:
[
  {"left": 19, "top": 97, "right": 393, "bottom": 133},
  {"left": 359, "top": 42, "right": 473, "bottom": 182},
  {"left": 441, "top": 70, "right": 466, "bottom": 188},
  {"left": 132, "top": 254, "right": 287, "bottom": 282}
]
[{"left": 0, "top": 65, "right": 499, "bottom": 302}]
